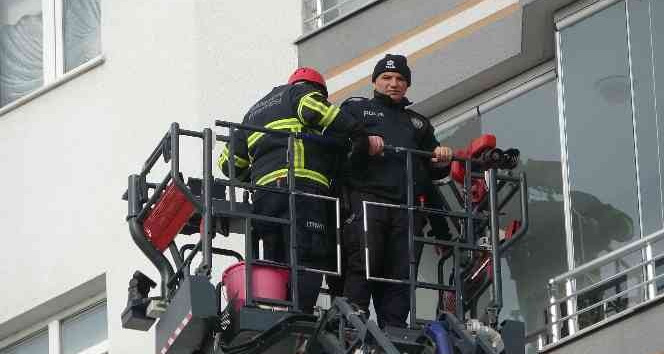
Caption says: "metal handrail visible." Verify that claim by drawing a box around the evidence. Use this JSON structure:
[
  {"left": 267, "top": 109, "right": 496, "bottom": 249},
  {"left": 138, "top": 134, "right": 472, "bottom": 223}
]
[
  {"left": 549, "top": 228, "right": 664, "bottom": 286},
  {"left": 548, "top": 272, "right": 664, "bottom": 326},
  {"left": 549, "top": 252, "right": 664, "bottom": 306},
  {"left": 535, "top": 228, "right": 664, "bottom": 349},
  {"left": 357, "top": 144, "right": 529, "bottom": 326},
  {"left": 302, "top": 0, "right": 364, "bottom": 25}
]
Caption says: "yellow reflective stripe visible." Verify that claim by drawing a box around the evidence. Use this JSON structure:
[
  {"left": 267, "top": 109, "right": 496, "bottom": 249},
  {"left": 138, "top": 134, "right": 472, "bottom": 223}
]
[
  {"left": 266, "top": 117, "right": 300, "bottom": 129},
  {"left": 298, "top": 92, "right": 329, "bottom": 121},
  {"left": 247, "top": 118, "right": 302, "bottom": 149},
  {"left": 217, "top": 152, "right": 225, "bottom": 171},
  {"left": 302, "top": 96, "right": 329, "bottom": 114},
  {"left": 247, "top": 132, "right": 265, "bottom": 149},
  {"left": 255, "top": 168, "right": 330, "bottom": 188},
  {"left": 319, "top": 105, "right": 339, "bottom": 128},
  {"left": 294, "top": 127, "right": 304, "bottom": 168},
  {"left": 218, "top": 146, "right": 249, "bottom": 170},
  {"left": 296, "top": 169, "right": 329, "bottom": 187},
  {"left": 255, "top": 169, "right": 287, "bottom": 186}
]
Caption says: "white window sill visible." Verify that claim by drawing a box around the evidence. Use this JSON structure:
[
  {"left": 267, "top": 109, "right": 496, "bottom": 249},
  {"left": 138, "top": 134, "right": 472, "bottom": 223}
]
[
  {"left": 0, "top": 55, "right": 105, "bottom": 118},
  {"left": 76, "top": 339, "right": 109, "bottom": 354}
]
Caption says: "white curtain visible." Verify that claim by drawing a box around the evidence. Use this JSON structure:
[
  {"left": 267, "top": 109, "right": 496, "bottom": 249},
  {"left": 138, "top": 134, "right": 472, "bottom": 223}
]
[
  {"left": 0, "top": 14, "right": 43, "bottom": 107},
  {"left": 64, "top": 0, "right": 101, "bottom": 71},
  {"left": 0, "top": 0, "right": 100, "bottom": 107}
]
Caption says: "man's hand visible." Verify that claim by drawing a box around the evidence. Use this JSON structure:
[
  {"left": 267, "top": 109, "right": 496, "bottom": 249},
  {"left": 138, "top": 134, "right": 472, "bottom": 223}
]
[
  {"left": 431, "top": 146, "right": 453, "bottom": 163},
  {"left": 368, "top": 135, "right": 384, "bottom": 156}
]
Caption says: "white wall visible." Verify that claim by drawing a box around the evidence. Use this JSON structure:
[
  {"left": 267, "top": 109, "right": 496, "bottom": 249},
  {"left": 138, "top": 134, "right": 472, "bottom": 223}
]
[{"left": 0, "top": 0, "right": 300, "bottom": 352}]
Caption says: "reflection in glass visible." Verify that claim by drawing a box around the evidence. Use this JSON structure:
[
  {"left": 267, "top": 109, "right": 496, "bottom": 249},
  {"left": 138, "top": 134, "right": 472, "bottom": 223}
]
[
  {"left": 0, "top": 330, "right": 48, "bottom": 354},
  {"left": 560, "top": 0, "right": 638, "bottom": 265},
  {"left": 64, "top": 0, "right": 101, "bottom": 72},
  {"left": 0, "top": 0, "right": 43, "bottom": 107},
  {"left": 433, "top": 81, "right": 564, "bottom": 344},
  {"left": 61, "top": 302, "right": 108, "bottom": 354},
  {"left": 628, "top": 0, "right": 663, "bottom": 236},
  {"left": 650, "top": 0, "right": 664, "bottom": 294},
  {"left": 559, "top": 1, "right": 642, "bottom": 325}
]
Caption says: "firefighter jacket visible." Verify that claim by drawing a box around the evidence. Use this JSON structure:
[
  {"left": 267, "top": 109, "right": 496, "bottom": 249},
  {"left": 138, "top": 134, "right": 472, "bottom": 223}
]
[
  {"left": 340, "top": 91, "right": 443, "bottom": 201},
  {"left": 218, "top": 82, "right": 365, "bottom": 190}
]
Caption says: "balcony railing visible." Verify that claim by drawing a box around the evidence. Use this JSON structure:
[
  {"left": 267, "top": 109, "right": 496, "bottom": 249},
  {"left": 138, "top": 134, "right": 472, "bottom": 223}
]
[
  {"left": 301, "top": 0, "right": 379, "bottom": 34},
  {"left": 528, "top": 228, "right": 664, "bottom": 350}
]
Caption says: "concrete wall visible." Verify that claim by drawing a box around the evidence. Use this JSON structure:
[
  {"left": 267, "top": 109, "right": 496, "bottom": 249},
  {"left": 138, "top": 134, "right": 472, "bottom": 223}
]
[
  {"left": 0, "top": 0, "right": 299, "bottom": 352},
  {"left": 545, "top": 299, "right": 664, "bottom": 354},
  {"left": 296, "top": 0, "right": 580, "bottom": 115},
  {"left": 297, "top": 0, "right": 469, "bottom": 74}
]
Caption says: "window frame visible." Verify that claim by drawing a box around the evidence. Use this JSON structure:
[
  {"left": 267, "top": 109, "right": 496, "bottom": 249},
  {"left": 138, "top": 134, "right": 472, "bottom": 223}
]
[
  {"left": 538, "top": 0, "right": 664, "bottom": 349},
  {"left": 298, "top": 0, "right": 384, "bottom": 40},
  {"left": 0, "top": 0, "right": 104, "bottom": 116},
  {"left": 429, "top": 62, "right": 560, "bottom": 351},
  {"left": 0, "top": 294, "right": 108, "bottom": 354}
]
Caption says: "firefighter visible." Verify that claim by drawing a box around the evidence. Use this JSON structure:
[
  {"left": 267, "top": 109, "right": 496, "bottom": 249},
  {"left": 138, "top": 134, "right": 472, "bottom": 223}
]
[
  {"left": 339, "top": 54, "right": 453, "bottom": 328},
  {"left": 218, "top": 67, "right": 369, "bottom": 314}
]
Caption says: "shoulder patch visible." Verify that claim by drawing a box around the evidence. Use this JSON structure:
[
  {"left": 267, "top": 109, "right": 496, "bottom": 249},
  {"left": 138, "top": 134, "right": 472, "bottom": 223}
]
[
  {"left": 410, "top": 116, "right": 424, "bottom": 129},
  {"left": 406, "top": 109, "right": 429, "bottom": 130},
  {"left": 340, "top": 96, "right": 369, "bottom": 108}
]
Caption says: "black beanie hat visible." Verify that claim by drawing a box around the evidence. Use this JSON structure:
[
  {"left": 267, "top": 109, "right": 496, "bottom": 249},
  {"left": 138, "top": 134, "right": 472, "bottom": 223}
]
[{"left": 371, "top": 54, "right": 411, "bottom": 86}]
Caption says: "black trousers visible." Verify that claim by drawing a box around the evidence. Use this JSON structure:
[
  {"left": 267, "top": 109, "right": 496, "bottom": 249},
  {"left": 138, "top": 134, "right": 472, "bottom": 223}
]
[
  {"left": 342, "top": 190, "right": 424, "bottom": 328},
  {"left": 252, "top": 183, "right": 333, "bottom": 314}
]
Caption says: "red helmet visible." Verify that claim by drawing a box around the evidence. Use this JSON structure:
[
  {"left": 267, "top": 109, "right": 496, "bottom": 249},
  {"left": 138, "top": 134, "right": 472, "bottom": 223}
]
[{"left": 288, "top": 67, "right": 327, "bottom": 90}]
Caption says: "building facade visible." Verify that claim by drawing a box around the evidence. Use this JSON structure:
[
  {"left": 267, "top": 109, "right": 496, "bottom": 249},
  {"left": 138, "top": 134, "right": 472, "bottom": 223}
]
[
  {"left": 2, "top": 0, "right": 664, "bottom": 353},
  {"left": 298, "top": 0, "right": 664, "bottom": 353},
  {"left": 0, "top": 0, "right": 300, "bottom": 353}
]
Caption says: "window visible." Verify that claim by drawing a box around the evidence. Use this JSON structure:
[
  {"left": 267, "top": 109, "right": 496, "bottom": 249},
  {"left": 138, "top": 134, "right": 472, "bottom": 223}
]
[
  {"left": 0, "top": 0, "right": 44, "bottom": 107},
  {"left": 0, "top": 301, "right": 108, "bottom": 354},
  {"left": 0, "top": 0, "right": 101, "bottom": 109},
  {"left": 557, "top": 1, "right": 644, "bottom": 324},
  {"left": 302, "top": 0, "right": 377, "bottom": 34},
  {"left": 0, "top": 331, "right": 48, "bottom": 354},
  {"left": 528, "top": 0, "right": 664, "bottom": 344},
  {"left": 61, "top": 303, "right": 108, "bottom": 354},
  {"left": 431, "top": 78, "right": 563, "bottom": 354},
  {"left": 63, "top": 0, "right": 101, "bottom": 72},
  {"left": 646, "top": 0, "right": 664, "bottom": 295}
]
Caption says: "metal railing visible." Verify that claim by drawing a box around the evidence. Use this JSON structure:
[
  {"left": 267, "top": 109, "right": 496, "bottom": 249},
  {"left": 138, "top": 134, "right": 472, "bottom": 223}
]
[
  {"left": 358, "top": 144, "right": 529, "bottom": 328},
  {"left": 302, "top": 0, "right": 378, "bottom": 33},
  {"left": 530, "top": 228, "right": 664, "bottom": 350},
  {"left": 126, "top": 121, "right": 344, "bottom": 312}
]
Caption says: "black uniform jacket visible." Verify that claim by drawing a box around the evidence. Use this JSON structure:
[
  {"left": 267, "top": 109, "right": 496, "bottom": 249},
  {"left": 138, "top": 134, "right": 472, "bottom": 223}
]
[{"left": 341, "top": 91, "right": 443, "bottom": 201}]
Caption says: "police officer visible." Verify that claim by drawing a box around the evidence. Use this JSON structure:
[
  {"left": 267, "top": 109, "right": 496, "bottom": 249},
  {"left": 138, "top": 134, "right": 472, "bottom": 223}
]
[
  {"left": 340, "top": 54, "right": 453, "bottom": 327},
  {"left": 219, "top": 67, "right": 368, "bottom": 314}
]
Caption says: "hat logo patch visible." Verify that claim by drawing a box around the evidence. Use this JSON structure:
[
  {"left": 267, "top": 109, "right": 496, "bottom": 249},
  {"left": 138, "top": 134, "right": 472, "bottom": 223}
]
[{"left": 386, "top": 60, "right": 396, "bottom": 69}]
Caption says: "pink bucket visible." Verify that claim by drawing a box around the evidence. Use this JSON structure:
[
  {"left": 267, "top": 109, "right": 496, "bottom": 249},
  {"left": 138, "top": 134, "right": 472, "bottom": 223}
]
[{"left": 222, "top": 261, "right": 290, "bottom": 310}]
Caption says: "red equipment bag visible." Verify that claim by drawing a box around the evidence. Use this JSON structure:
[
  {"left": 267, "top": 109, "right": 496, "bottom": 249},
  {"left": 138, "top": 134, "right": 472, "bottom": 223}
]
[{"left": 142, "top": 182, "right": 195, "bottom": 252}]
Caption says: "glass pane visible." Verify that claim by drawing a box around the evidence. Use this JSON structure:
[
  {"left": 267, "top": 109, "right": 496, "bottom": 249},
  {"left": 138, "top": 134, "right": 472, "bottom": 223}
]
[
  {"left": 302, "top": 0, "right": 318, "bottom": 33},
  {"left": 0, "top": 330, "right": 48, "bottom": 354},
  {"left": 628, "top": 0, "right": 664, "bottom": 236},
  {"left": 559, "top": 1, "right": 643, "bottom": 325},
  {"left": 63, "top": 0, "right": 101, "bottom": 72},
  {"left": 61, "top": 302, "right": 108, "bottom": 354},
  {"left": 560, "top": 1, "right": 640, "bottom": 266},
  {"left": 321, "top": 0, "right": 340, "bottom": 24},
  {"left": 433, "top": 81, "right": 564, "bottom": 343},
  {"left": 650, "top": 0, "right": 664, "bottom": 294},
  {"left": 0, "top": 0, "right": 43, "bottom": 107},
  {"left": 302, "top": 0, "right": 373, "bottom": 32}
]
